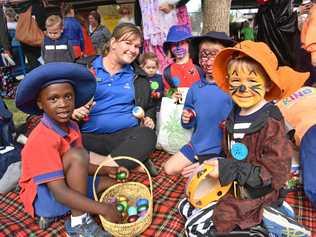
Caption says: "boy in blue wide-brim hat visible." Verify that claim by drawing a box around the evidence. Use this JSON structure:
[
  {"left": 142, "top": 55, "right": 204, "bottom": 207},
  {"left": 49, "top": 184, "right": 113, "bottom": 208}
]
[
  {"left": 162, "top": 25, "right": 203, "bottom": 102},
  {"left": 15, "top": 62, "right": 126, "bottom": 236}
]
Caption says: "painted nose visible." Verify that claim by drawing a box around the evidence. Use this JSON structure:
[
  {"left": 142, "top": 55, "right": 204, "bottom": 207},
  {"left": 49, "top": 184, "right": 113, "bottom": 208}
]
[{"left": 238, "top": 85, "right": 246, "bottom": 93}]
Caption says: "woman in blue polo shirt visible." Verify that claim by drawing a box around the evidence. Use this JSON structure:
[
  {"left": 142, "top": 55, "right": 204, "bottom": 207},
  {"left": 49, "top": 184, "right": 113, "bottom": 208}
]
[{"left": 72, "top": 23, "right": 158, "bottom": 175}]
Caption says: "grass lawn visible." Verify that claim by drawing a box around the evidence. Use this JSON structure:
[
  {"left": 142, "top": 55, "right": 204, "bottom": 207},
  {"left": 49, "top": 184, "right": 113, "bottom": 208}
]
[{"left": 4, "top": 98, "right": 28, "bottom": 126}]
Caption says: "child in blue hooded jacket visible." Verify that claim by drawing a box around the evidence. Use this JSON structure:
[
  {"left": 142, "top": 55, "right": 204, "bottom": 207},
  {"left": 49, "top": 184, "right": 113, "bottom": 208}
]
[{"left": 164, "top": 32, "right": 235, "bottom": 176}]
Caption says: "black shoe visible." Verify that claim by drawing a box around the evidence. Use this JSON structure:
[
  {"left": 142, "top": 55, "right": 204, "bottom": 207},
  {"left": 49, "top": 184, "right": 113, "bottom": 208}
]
[{"left": 144, "top": 159, "right": 159, "bottom": 177}]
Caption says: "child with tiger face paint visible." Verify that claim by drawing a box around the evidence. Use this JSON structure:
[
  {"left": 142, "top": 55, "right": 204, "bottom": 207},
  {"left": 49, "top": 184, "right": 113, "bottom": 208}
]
[{"left": 177, "top": 40, "right": 311, "bottom": 236}]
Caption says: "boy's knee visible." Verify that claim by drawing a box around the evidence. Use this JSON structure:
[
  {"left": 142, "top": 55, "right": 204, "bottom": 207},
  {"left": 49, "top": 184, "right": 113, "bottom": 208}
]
[
  {"left": 164, "top": 160, "right": 177, "bottom": 175},
  {"left": 63, "top": 148, "right": 90, "bottom": 166}
]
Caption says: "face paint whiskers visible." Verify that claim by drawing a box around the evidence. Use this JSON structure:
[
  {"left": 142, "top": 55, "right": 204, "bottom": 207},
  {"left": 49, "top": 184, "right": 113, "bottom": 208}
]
[
  {"left": 229, "top": 84, "right": 240, "bottom": 95},
  {"left": 250, "top": 84, "right": 263, "bottom": 95}
]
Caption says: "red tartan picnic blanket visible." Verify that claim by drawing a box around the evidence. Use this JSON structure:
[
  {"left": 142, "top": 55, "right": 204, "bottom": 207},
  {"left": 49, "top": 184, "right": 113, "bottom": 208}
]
[
  {"left": 0, "top": 150, "right": 316, "bottom": 236},
  {"left": 0, "top": 150, "right": 186, "bottom": 237}
]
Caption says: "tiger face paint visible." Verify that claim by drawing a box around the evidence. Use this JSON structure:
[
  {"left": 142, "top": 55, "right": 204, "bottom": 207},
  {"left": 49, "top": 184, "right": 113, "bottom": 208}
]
[{"left": 227, "top": 64, "right": 268, "bottom": 109}]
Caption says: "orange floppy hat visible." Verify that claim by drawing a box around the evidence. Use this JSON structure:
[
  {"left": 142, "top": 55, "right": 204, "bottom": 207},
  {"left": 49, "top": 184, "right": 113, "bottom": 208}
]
[{"left": 213, "top": 40, "right": 310, "bottom": 101}]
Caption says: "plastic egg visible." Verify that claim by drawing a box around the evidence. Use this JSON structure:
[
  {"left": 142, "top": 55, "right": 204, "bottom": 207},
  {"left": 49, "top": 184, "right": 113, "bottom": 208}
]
[
  {"left": 116, "top": 203, "right": 125, "bottom": 213},
  {"left": 127, "top": 206, "right": 138, "bottom": 216},
  {"left": 127, "top": 215, "right": 138, "bottom": 223},
  {"left": 106, "top": 197, "right": 117, "bottom": 204},
  {"left": 116, "top": 171, "right": 127, "bottom": 181},
  {"left": 132, "top": 106, "right": 145, "bottom": 119},
  {"left": 138, "top": 210, "right": 147, "bottom": 218},
  {"left": 120, "top": 201, "right": 128, "bottom": 212},
  {"left": 137, "top": 205, "right": 148, "bottom": 213},
  {"left": 116, "top": 201, "right": 128, "bottom": 213},
  {"left": 136, "top": 198, "right": 149, "bottom": 208},
  {"left": 117, "top": 195, "right": 128, "bottom": 202}
]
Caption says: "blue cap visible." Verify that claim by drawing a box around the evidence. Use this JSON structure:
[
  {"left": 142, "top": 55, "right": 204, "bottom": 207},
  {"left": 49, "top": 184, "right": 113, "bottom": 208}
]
[
  {"left": 163, "top": 25, "right": 192, "bottom": 54},
  {"left": 15, "top": 62, "right": 96, "bottom": 115}
]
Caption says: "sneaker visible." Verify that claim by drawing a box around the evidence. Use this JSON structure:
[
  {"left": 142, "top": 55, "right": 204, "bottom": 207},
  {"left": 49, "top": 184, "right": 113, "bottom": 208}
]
[
  {"left": 144, "top": 159, "right": 159, "bottom": 177},
  {"left": 65, "top": 215, "right": 111, "bottom": 237},
  {"left": 262, "top": 206, "right": 311, "bottom": 237}
]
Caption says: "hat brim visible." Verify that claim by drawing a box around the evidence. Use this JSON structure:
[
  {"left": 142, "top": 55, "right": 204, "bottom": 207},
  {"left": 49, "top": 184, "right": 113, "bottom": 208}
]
[
  {"left": 163, "top": 36, "right": 192, "bottom": 55},
  {"left": 278, "top": 67, "right": 310, "bottom": 98},
  {"left": 213, "top": 47, "right": 284, "bottom": 101},
  {"left": 191, "top": 35, "right": 236, "bottom": 48},
  {"left": 15, "top": 62, "right": 96, "bottom": 115},
  {"left": 190, "top": 34, "right": 236, "bottom": 65}
]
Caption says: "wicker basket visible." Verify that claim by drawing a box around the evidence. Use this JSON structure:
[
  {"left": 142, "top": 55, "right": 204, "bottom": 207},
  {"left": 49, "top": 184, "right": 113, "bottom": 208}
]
[{"left": 93, "top": 156, "right": 153, "bottom": 237}]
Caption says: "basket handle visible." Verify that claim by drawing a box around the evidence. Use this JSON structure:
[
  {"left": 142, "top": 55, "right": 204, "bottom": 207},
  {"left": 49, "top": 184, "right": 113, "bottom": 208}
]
[{"left": 92, "top": 156, "right": 153, "bottom": 202}]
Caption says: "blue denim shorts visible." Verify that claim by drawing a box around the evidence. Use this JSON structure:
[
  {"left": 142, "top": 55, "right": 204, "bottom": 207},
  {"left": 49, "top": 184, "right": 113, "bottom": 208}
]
[{"left": 34, "top": 176, "right": 99, "bottom": 218}]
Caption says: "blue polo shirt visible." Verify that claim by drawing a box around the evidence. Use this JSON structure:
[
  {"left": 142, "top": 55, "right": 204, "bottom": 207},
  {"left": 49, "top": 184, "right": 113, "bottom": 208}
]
[
  {"left": 81, "top": 56, "right": 138, "bottom": 134},
  {"left": 182, "top": 77, "right": 233, "bottom": 156}
]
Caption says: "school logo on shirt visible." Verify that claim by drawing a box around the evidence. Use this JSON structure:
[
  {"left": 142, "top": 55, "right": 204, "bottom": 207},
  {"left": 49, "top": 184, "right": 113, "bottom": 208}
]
[{"left": 123, "top": 83, "right": 131, "bottom": 89}]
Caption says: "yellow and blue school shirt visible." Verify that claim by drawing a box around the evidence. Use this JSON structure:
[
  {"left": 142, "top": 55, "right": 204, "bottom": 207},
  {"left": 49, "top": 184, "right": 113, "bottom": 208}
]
[{"left": 81, "top": 56, "right": 138, "bottom": 134}]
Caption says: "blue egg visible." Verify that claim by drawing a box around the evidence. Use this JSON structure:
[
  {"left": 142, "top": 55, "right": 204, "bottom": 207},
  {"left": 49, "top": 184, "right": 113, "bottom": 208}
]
[
  {"left": 127, "top": 206, "right": 138, "bottom": 216},
  {"left": 136, "top": 198, "right": 149, "bottom": 207}
]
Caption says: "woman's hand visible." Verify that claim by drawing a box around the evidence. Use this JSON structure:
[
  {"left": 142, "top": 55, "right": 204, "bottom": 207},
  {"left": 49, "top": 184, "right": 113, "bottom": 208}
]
[
  {"left": 182, "top": 109, "right": 192, "bottom": 124},
  {"left": 142, "top": 116, "right": 155, "bottom": 129},
  {"left": 72, "top": 99, "right": 95, "bottom": 121},
  {"left": 203, "top": 159, "right": 219, "bottom": 179}
]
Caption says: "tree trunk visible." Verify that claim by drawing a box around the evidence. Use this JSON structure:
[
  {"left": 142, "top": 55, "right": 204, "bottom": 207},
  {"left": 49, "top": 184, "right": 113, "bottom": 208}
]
[{"left": 202, "top": 0, "right": 232, "bottom": 34}]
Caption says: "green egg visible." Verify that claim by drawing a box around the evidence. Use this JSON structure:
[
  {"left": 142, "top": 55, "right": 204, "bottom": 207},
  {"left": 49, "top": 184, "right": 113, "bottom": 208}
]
[{"left": 116, "top": 171, "right": 127, "bottom": 180}]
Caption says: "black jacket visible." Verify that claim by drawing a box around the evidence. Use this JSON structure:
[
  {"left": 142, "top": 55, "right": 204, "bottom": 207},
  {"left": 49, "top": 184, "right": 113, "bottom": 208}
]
[{"left": 133, "top": 63, "right": 156, "bottom": 121}]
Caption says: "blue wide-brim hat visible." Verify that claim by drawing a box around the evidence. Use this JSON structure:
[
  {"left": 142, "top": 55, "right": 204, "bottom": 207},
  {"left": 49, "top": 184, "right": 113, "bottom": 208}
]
[
  {"left": 15, "top": 62, "right": 96, "bottom": 115},
  {"left": 163, "top": 25, "right": 192, "bottom": 54}
]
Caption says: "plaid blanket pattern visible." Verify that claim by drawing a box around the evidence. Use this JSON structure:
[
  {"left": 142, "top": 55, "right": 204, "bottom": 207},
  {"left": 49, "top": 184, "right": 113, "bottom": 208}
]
[
  {"left": 1, "top": 150, "right": 315, "bottom": 236},
  {"left": 0, "top": 150, "right": 186, "bottom": 237},
  {"left": 285, "top": 187, "right": 316, "bottom": 236}
]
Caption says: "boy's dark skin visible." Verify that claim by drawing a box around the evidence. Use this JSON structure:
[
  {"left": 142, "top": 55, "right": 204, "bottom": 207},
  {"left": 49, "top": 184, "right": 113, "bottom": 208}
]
[{"left": 36, "top": 82, "right": 123, "bottom": 223}]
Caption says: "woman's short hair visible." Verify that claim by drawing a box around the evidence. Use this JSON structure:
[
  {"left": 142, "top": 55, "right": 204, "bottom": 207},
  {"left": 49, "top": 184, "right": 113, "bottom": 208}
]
[
  {"left": 45, "top": 15, "right": 63, "bottom": 28},
  {"left": 103, "top": 23, "right": 142, "bottom": 55},
  {"left": 89, "top": 10, "right": 101, "bottom": 25}
]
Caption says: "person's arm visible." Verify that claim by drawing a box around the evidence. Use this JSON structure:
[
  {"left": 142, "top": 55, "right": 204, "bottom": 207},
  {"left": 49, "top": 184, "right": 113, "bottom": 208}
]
[
  {"left": 68, "top": 40, "right": 75, "bottom": 62},
  {"left": 101, "top": 25, "right": 111, "bottom": 42},
  {"left": 181, "top": 88, "right": 196, "bottom": 129},
  {"left": 0, "top": 9, "right": 11, "bottom": 53},
  {"left": 47, "top": 179, "right": 120, "bottom": 223}
]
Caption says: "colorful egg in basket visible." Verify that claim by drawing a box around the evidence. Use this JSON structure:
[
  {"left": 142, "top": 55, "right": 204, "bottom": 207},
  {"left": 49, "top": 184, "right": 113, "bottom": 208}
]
[
  {"left": 93, "top": 156, "right": 153, "bottom": 237},
  {"left": 185, "top": 163, "right": 232, "bottom": 208}
]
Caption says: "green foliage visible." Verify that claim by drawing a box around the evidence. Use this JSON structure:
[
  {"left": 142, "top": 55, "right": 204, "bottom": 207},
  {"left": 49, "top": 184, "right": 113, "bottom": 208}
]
[{"left": 4, "top": 98, "right": 28, "bottom": 126}]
